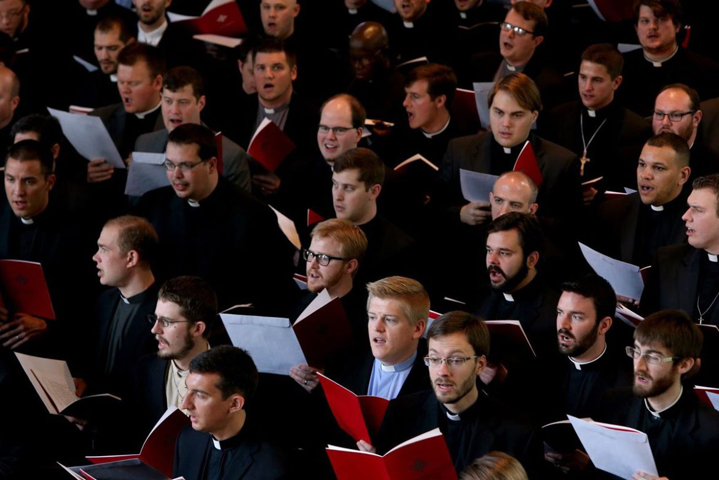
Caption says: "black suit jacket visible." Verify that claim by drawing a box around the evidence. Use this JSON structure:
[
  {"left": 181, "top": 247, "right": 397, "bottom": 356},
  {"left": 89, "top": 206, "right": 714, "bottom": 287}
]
[
  {"left": 91, "top": 103, "right": 165, "bottom": 159},
  {"left": 130, "top": 354, "right": 170, "bottom": 447}
]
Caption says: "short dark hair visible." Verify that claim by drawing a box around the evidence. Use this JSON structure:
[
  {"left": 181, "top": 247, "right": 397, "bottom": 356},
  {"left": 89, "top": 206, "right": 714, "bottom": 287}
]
[
  {"left": 5, "top": 140, "right": 54, "bottom": 177},
  {"left": 320, "top": 94, "right": 366, "bottom": 129},
  {"left": 633, "top": 0, "right": 682, "bottom": 28},
  {"left": 510, "top": 2, "right": 548, "bottom": 38},
  {"left": 487, "top": 212, "right": 544, "bottom": 259},
  {"left": 167, "top": 123, "right": 217, "bottom": 161},
  {"left": 488, "top": 73, "right": 542, "bottom": 113},
  {"left": 560, "top": 274, "right": 617, "bottom": 324},
  {"left": 189, "top": 345, "right": 259, "bottom": 402},
  {"left": 428, "top": 311, "right": 490, "bottom": 358},
  {"left": 645, "top": 132, "right": 690, "bottom": 168},
  {"left": 11, "top": 114, "right": 63, "bottom": 150},
  {"left": 333, "top": 147, "right": 384, "bottom": 190},
  {"left": 581, "top": 43, "right": 624, "bottom": 80},
  {"left": 118, "top": 42, "right": 165, "bottom": 80},
  {"left": 692, "top": 174, "right": 719, "bottom": 217},
  {"left": 158, "top": 276, "right": 218, "bottom": 337},
  {"left": 405, "top": 63, "right": 457, "bottom": 104},
  {"left": 635, "top": 309, "right": 702, "bottom": 362},
  {"left": 163, "top": 66, "right": 204, "bottom": 99},
  {"left": 95, "top": 14, "right": 137, "bottom": 44},
  {"left": 103, "top": 215, "right": 159, "bottom": 266},
  {"left": 658, "top": 83, "right": 701, "bottom": 111},
  {"left": 252, "top": 38, "right": 296, "bottom": 69},
  {"left": 233, "top": 34, "right": 260, "bottom": 63}
]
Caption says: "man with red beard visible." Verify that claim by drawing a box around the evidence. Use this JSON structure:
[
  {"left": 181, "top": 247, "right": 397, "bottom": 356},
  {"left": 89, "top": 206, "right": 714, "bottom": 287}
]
[{"left": 592, "top": 310, "right": 719, "bottom": 480}]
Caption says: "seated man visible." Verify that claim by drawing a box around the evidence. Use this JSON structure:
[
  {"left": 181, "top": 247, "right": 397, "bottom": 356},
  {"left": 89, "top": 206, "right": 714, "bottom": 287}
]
[
  {"left": 135, "top": 66, "right": 251, "bottom": 193},
  {"left": 594, "top": 310, "right": 719, "bottom": 480},
  {"left": 137, "top": 123, "right": 297, "bottom": 314},
  {"left": 173, "top": 345, "right": 289, "bottom": 480},
  {"left": 361, "top": 311, "right": 541, "bottom": 476}
]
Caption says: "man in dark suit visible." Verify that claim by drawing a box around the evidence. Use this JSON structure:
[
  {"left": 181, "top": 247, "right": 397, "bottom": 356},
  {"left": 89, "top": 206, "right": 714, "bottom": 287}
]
[
  {"left": 135, "top": 66, "right": 251, "bottom": 193},
  {"left": 699, "top": 96, "right": 719, "bottom": 166},
  {"left": 384, "top": 0, "right": 454, "bottom": 65},
  {"left": 358, "top": 311, "right": 541, "bottom": 476},
  {"left": 595, "top": 132, "right": 690, "bottom": 267},
  {"left": 593, "top": 310, "right": 719, "bottom": 480},
  {"left": 136, "top": 123, "right": 297, "bottom": 314},
  {"left": 173, "top": 345, "right": 290, "bottom": 480},
  {"left": 0, "top": 65, "right": 20, "bottom": 157}
]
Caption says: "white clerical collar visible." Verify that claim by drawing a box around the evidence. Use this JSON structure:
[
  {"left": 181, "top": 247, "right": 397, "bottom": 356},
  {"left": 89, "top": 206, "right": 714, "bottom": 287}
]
[
  {"left": 20, "top": 217, "right": 34, "bottom": 225},
  {"left": 187, "top": 199, "right": 201, "bottom": 208},
  {"left": 503, "top": 293, "right": 514, "bottom": 302},
  {"left": 446, "top": 411, "right": 461, "bottom": 421},
  {"left": 650, "top": 204, "right": 664, "bottom": 212},
  {"left": 212, "top": 438, "right": 222, "bottom": 450},
  {"left": 503, "top": 147, "right": 512, "bottom": 154},
  {"left": 644, "top": 45, "right": 678, "bottom": 68},
  {"left": 506, "top": 64, "right": 517, "bottom": 72},
  {"left": 645, "top": 385, "right": 682, "bottom": 418},
  {"left": 421, "top": 116, "right": 451, "bottom": 139},
  {"left": 348, "top": 8, "right": 358, "bottom": 14},
  {"left": 135, "top": 100, "right": 162, "bottom": 119},
  {"left": 708, "top": 253, "right": 718, "bottom": 263},
  {"left": 587, "top": 108, "right": 596, "bottom": 118},
  {"left": 569, "top": 344, "right": 607, "bottom": 370},
  {"left": 264, "top": 107, "right": 275, "bottom": 114},
  {"left": 460, "top": 12, "right": 467, "bottom": 19},
  {"left": 110, "top": 74, "right": 117, "bottom": 83},
  {"left": 86, "top": 9, "right": 98, "bottom": 16},
  {"left": 403, "top": 21, "right": 414, "bottom": 29},
  {"left": 120, "top": 295, "right": 130, "bottom": 305},
  {"left": 137, "top": 19, "right": 169, "bottom": 47}
]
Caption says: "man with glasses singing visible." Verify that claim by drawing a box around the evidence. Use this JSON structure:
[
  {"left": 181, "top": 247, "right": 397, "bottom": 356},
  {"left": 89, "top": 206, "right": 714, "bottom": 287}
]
[
  {"left": 137, "top": 123, "right": 297, "bottom": 316},
  {"left": 592, "top": 309, "right": 719, "bottom": 480},
  {"left": 358, "top": 311, "right": 541, "bottom": 476}
]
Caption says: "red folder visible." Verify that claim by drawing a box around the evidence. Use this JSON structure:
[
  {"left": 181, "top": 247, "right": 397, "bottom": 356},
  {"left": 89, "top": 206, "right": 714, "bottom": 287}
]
[
  {"left": 318, "top": 373, "right": 389, "bottom": 443},
  {"left": 247, "top": 118, "right": 296, "bottom": 172},
  {"left": 694, "top": 385, "right": 719, "bottom": 410},
  {"left": 293, "top": 294, "right": 353, "bottom": 368},
  {"left": 484, "top": 320, "right": 536, "bottom": 358},
  {"left": 86, "top": 407, "right": 189, "bottom": 477},
  {"left": 326, "top": 428, "right": 457, "bottom": 480},
  {"left": 172, "top": 0, "right": 247, "bottom": 37},
  {"left": 307, "top": 209, "right": 325, "bottom": 227},
  {"left": 0, "top": 259, "right": 56, "bottom": 320},
  {"left": 451, "top": 88, "right": 481, "bottom": 134},
  {"left": 513, "top": 141, "right": 543, "bottom": 188}
]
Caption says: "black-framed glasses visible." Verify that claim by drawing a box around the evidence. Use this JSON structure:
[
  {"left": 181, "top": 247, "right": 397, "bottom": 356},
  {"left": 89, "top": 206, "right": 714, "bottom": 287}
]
[
  {"left": 424, "top": 356, "right": 478, "bottom": 368},
  {"left": 147, "top": 314, "right": 192, "bottom": 328},
  {"left": 162, "top": 159, "right": 207, "bottom": 172},
  {"left": 318, "top": 125, "right": 355, "bottom": 136},
  {"left": 302, "top": 248, "right": 348, "bottom": 266},
  {"left": 653, "top": 110, "right": 696, "bottom": 122},
  {"left": 625, "top": 346, "right": 679, "bottom": 366},
  {"left": 500, "top": 22, "right": 534, "bottom": 36}
]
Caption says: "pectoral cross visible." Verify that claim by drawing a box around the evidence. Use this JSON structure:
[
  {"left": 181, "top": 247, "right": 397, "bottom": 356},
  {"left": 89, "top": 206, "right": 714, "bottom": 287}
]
[{"left": 580, "top": 149, "right": 590, "bottom": 177}]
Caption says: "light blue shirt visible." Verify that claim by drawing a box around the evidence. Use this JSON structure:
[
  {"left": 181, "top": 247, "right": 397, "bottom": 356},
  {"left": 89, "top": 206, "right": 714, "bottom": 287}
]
[{"left": 367, "top": 351, "right": 417, "bottom": 400}]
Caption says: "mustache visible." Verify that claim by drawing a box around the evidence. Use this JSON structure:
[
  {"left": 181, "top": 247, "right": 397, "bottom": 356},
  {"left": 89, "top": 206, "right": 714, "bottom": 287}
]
[
  {"left": 557, "top": 328, "right": 574, "bottom": 340},
  {"left": 488, "top": 265, "right": 506, "bottom": 277}
]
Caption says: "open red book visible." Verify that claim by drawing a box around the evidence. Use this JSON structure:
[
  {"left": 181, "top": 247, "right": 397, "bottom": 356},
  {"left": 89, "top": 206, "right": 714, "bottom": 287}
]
[
  {"left": 307, "top": 209, "right": 325, "bottom": 227},
  {"left": 451, "top": 88, "right": 481, "bottom": 133},
  {"left": 484, "top": 320, "right": 536, "bottom": 358},
  {"left": 170, "top": 0, "right": 246, "bottom": 37},
  {"left": 0, "top": 259, "right": 55, "bottom": 319},
  {"left": 248, "top": 118, "right": 295, "bottom": 172},
  {"left": 694, "top": 385, "right": 719, "bottom": 411},
  {"left": 318, "top": 373, "right": 389, "bottom": 443},
  {"left": 513, "top": 141, "right": 543, "bottom": 188},
  {"left": 326, "top": 428, "right": 457, "bottom": 480},
  {"left": 293, "top": 291, "right": 353, "bottom": 368},
  {"left": 86, "top": 407, "right": 189, "bottom": 477}
]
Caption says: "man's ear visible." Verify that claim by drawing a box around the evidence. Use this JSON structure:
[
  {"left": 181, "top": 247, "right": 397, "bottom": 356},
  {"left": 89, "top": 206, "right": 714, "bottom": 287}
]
[
  {"left": 345, "top": 258, "right": 359, "bottom": 276},
  {"left": 193, "top": 320, "right": 207, "bottom": 338},
  {"left": 526, "top": 250, "right": 539, "bottom": 269},
  {"left": 126, "top": 249, "right": 140, "bottom": 268},
  {"left": 528, "top": 202, "right": 539, "bottom": 215},
  {"left": 369, "top": 183, "right": 381, "bottom": 200},
  {"left": 197, "top": 95, "right": 207, "bottom": 113},
  {"left": 598, "top": 316, "right": 612, "bottom": 335},
  {"left": 677, "top": 356, "right": 695, "bottom": 376},
  {"left": 413, "top": 319, "right": 426, "bottom": 339},
  {"left": 229, "top": 393, "right": 245, "bottom": 412}
]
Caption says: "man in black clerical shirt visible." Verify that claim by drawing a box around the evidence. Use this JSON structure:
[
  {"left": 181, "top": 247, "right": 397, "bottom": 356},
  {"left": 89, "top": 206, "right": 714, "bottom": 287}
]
[
  {"left": 385, "top": 0, "right": 453, "bottom": 65},
  {"left": 595, "top": 132, "right": 690, "bottom": 267},
  {"left": 0, "top": 66, "right": 19, "bottom": 158},
  {"left": 359, "top": 311, "right": 541, "bottom": 476},
  {"left": 137, "top": 123, "right": 297, "bottom": 315},
  {"left": 173, "top": 345, "right": 290, "bottom": 480}
]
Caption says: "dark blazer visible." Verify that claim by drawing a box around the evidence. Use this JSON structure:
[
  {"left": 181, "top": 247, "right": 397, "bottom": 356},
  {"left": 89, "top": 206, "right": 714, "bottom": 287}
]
[
  {"left": 173, "top": 423, "right": 289, "bottom": 480},
  {"left": 134, "top": 127, "right": 252, "bottom": 193},
  {"left": 700, "top": 97, "right": 719, "bottom": 164},
  {"left": 130, "top": 354, "right": 170, "bottom": 446},
  {"left": 91, "top": 103, "right": 165, "bottom": 158}
]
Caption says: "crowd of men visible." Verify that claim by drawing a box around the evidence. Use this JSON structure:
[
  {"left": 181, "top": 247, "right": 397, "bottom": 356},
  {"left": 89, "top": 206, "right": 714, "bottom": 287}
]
[{"left": 1, "top": 0, "right": 719, "bottom": 479}]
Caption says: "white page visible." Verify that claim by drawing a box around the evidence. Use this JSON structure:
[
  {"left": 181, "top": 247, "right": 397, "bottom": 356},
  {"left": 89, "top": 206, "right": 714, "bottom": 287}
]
[
  {"left": 221, "top": 314, "right": 306, "bottom": 375},
  {"left": 15, "top": 352, "right": 73, "bottom": 414},
  {"left": 295, "top": 289, "right": 332, "bottom": 324},
  {"left": 30, "top": 369, "right": 78, "bottom": 413},
  {"left": 48, "top": 108, "right": 125, "bottom": 168},
  {"left": 125, "top": 153, "right": 168, "bottom": 197},
  {"left": 193, "top": 34, "right": 242, "bottom": 48},
  {"left": 706, "top": 392, "right": 719, "bottom": 411},
  {"left": 460, "top": 169, "right": 498, "bottom": 203},
  {"left": 473, "top": 82, "right": 494, "bottom": 129},
  {"left": 618, "top": 43, "right": 643, "bottom": 54},
  {"left": 269, "top": 206, "right": 301, "bottom": 250},
  {"left": 579, "top": 243, "right": 644, "bottom": 301},
  {"left": 73, "top": 55, "right": 98, "bottom": 73},
  {"left": 568, "top": 415, "right": 657, "bottom": 479},
  {"left": 371, "top": 0, "right": 396, "bottom": 13}
]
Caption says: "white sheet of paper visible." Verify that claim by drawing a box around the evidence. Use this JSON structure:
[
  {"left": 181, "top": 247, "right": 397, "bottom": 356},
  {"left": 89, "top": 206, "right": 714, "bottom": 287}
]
[
  {"left": 30, "top": 369, "right": 79, "bottom": 413},
  {"left": 625, "top": 187, "right": 637, "bottom": 194},
  {"left": 295, "top": 289, "right": 332, "bottom": 324},
  {"left": 460, "top": 169, "right": 498, "bottom": 203},
  {"left": 193, "top": 34, "right": 242, "bottom": 48},
  {"left": 579, "top": 243, "right": 644, "bottom": 301},
  {"left": 371, "top": 0, "right": 396, "bottom": 13},
  {"left": 269, "top": 206, "right": 301, "bottom": 250},
  {"left": 14, "top": 353, "right": 75, "bottom": 414},
  {"left": 618, "top": 43, "right": 643, "bottom": 54},
  {"left": 125, "top": 152, "right": 168, "bottom": 197},
  {"left": 221, "top": 314, "right": 306, "bottom": 375},
  {"left": 706, "top": 391, "right": 719, "bottom": 411},
  {"left": 568, "top": 415, "right": 657, "bottom": 479},
  {"left": 473, "top": 82, "right": 494, "bottom": 129},
  {"left": 47, "top": 107, "right": 125, "bottom": 168},
  {"left": 73, "top": 55, "right": 98, "bottom": 73}
]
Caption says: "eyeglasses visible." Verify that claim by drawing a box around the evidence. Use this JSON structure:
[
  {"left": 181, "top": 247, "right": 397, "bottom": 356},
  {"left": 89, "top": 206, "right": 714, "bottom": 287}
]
[
  {"left": 653, "top": 110, "right": 696, "bottom": 122},
  {"left": 162, "top": 159, "right": 206, "bottom": 172},
  {"left": 424, "top": 356, "right": 478, "bottom": 368},
  {"left": 147, "top": 314, "right": 192, "bottom": 328},
  {"left": 500, "top": 22, "right": 534, "bottom": 36},
  {"left": 318, "top": 125, "right": 355, "bottom": 136},
  {"left": 625, "top": 346, "right": 679, "bottom": 366},
  {"left": 302, "top": 248, "right": 348, "bottom": 266}
]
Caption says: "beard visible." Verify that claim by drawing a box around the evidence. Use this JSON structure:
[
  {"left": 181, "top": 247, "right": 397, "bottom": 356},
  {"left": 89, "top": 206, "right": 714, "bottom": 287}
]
[
  {"left": 488, "top": 261, "right": 529, "bottom": 293},
  {"left": 632, "top": 368, "right": 675, "bottom": 398},
  {"left": 557, "top": 324, "right": 600, "bottom": 358},
  {"left": 157, "top": 330, "right": 195, "bottom": 361}
]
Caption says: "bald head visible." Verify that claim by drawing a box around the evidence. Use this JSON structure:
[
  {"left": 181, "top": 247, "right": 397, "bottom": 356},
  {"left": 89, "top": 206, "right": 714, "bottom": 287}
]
[
  {"left": 490, "top": 171, "right": 538, "bottom": 219},
  {"left": 349, "top": 22, "right": 389, "bottom": 81},
  {"left": 0, "top": 66, "right": 20, "bottom": 129}
]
